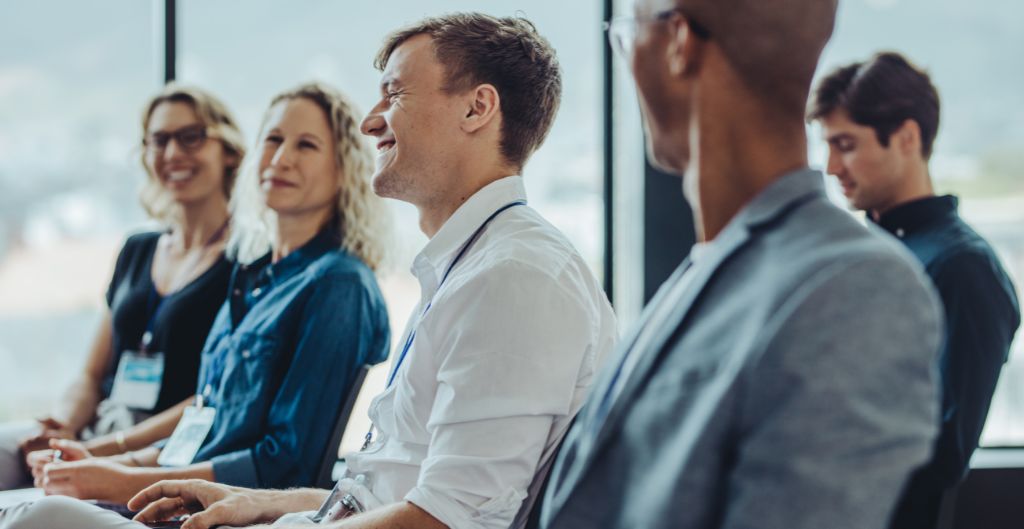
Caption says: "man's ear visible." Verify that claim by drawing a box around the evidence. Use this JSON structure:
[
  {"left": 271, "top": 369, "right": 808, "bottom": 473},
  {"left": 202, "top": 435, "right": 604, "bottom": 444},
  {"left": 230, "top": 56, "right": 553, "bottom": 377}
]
[
  {"left": 461, "top": 84, "right": 501, "bottom": 134},
  {"left": 894, "top": 119, "right": 923, "bottom": 158},
  {"left": 666, "top": 17, "right": 705, "bottom": 78}
]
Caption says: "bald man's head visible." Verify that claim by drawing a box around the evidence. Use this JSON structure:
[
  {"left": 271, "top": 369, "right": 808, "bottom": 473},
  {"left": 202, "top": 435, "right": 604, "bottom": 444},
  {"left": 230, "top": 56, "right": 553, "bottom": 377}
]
[{"left": 680, "top": 0, "right": 838, "bottom": 113}]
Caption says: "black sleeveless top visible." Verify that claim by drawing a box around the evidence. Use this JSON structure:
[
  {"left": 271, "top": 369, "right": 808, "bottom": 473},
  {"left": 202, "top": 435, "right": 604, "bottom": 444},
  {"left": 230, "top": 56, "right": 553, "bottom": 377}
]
[{"left": 101, "top": 232, "right": 232, "bottom": 412}]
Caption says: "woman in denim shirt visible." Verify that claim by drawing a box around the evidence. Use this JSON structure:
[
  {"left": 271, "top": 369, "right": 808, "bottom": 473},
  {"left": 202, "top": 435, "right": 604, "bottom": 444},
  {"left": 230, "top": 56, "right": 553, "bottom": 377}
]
[{"left": 35, "top": 83, "right": 392, "bottom": 502}]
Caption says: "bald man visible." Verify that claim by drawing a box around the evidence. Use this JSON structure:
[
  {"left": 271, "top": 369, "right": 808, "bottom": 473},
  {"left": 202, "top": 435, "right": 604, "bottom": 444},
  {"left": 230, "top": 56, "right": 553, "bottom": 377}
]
[{"left": 539, "top": 1, "right": 945, "bottom": 528}]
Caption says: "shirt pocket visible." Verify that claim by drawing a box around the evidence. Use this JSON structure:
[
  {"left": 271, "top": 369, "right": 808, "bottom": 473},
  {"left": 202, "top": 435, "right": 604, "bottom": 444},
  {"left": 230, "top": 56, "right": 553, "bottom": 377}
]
[{"left": 217, "top": 332, "right": 278, "bottom": 407}]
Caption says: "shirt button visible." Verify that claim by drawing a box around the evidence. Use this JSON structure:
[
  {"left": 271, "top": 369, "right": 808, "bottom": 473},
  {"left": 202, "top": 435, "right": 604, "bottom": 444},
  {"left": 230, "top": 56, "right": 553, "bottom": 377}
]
[
  {"left": 896, "top": 228, "right": 905, "bottom": 238},
  {"left": 233, "top": 288, "right": 241, "bottom": 296},
  {"left": 242, "top": 349, "right": 251, "bottom": 359},
  {"left": 252, "top": 287, "right": 262, "bottom": 297}
]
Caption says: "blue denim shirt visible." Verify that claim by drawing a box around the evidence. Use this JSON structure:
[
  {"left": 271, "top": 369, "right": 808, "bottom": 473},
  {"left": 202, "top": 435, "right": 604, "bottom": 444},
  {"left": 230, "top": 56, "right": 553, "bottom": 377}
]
[{"left": 189, "top": 226, "right": 390, "bottom": 488}]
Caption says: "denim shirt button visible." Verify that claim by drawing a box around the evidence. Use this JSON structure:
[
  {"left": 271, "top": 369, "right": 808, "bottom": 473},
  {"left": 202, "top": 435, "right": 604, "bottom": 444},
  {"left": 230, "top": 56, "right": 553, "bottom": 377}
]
[
  {"left": 242, "top": 349, "right": 252, "bottom": 359},
  {"left": 252, "top": 287, "right": 263, "bottom": 297}
]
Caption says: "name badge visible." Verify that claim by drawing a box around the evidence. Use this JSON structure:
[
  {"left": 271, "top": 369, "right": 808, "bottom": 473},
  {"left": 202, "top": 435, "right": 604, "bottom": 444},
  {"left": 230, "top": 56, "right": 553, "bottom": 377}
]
[
  {"left": 108, "top": 351, "right": 165, "bottom": 410},
  {"left": 157, "top": 405, "right": 216, "bottom": 467}
]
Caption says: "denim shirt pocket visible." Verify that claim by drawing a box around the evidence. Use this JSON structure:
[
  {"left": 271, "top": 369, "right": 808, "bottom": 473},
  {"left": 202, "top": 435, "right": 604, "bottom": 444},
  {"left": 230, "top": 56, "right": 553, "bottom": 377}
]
[{"left": 217, "top": 332, "right": 278, "bottom": 407}]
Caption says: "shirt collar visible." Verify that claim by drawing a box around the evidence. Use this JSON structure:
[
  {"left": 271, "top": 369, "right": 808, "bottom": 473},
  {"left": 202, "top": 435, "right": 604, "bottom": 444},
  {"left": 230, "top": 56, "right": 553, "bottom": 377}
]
[
  {"left": 245, "top": 221, "right": 342, "bottom": 286},
  {"left": 727, "top": 167, "right": 827, "bottom": 233},
  {"left": 871, "top": 195, "right": 959, "bottom": 238},
  {"left": 415, "top": 175, "right": 527, "bottom": 277}
]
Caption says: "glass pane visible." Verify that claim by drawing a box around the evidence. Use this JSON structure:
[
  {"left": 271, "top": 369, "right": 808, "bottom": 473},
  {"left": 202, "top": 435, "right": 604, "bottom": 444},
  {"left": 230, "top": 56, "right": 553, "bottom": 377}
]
[
  {"left": 816, "top": 0, "right": 1024, "bottom": 445},
  {"left": 179, "top": 0, "right": 605, "bottom": 453},
  {"left": 0, "top": 1, "right": 156, "bottom": 421}
]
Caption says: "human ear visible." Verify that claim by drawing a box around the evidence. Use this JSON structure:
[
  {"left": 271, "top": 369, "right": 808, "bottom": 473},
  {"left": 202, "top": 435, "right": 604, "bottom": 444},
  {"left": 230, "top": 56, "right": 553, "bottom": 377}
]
[
  {"left": 895, "top": 119, "right": 922, "bottom": 157},
  {"left": 461, "top": 84, "right": 501, "bottom": 134},
  {"left": 666, "top": 17, "right": 705, "bottom": 78}
]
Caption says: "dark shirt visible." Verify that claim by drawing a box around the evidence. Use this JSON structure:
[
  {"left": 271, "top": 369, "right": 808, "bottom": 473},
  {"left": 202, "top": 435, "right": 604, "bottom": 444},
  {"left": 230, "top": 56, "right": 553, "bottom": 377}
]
[
  {"left": 189, "top": 226, "right": 390, "bottom": 489},
  {"left": 103, "top": 232, "right": 232, "bottom": 413},
  {"left": 877, "top": 196, "right": 1021, "bottom": 529}
]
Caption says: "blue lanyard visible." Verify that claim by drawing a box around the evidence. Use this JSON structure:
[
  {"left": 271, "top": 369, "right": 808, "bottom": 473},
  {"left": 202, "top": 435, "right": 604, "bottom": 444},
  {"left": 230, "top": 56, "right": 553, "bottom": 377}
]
[
  {"left": 361, "top": 201, "right": 525, "bottom": 450},
  {"left": 385, "top": 201, "right": 526, "bottom": 388},
  {"left": 139, "top": 287, "right": 165, "bottom": 353}
]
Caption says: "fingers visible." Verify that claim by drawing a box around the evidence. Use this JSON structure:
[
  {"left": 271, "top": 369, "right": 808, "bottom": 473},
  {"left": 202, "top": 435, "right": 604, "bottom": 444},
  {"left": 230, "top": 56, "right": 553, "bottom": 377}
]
[
  {"left": 181, "top": 505, "right": 227, "bottom": 529},
  {"left": 37, "top": 417, "right": 64, "bottom": 429},
  {"left": 128, "top": 479, "right": 201, "bottom": 512},
  {"left": 50, "top": 438, "right": 89, "bottom": 460},
  {"left": 132, "top": 496, "right": 192, "bottom": 523}
]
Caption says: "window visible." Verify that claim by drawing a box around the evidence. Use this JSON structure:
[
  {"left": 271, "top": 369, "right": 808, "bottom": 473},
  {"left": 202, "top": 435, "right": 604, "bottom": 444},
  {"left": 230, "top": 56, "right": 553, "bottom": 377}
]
[
  {"left": 178, "top": 1, "right": 605, "bottom": 453},
  {"left": 815, "top": 0, "right": 1024, "bottom": 446},
  {"left": 0, "top": 1, "right": 156, "bottom": 421}
]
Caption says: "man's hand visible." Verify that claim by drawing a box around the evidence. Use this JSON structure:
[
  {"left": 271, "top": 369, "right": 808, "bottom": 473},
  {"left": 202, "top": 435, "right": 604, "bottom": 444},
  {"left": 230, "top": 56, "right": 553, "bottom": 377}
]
[
  {"left": 129, "top": 480, "right": 288, "bottom": 529},
  {"left": 41, "top": 457, "right": 142, "bottom": 503}
]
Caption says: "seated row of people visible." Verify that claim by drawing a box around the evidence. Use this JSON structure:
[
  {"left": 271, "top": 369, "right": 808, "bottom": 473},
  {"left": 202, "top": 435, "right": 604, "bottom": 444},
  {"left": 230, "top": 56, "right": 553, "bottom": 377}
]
[
  {"left": 2, "top": 83, "right": 392, "bottom": 499},
  {"left": 0, "top": 2, "right": 1019, "bottom": 529}
]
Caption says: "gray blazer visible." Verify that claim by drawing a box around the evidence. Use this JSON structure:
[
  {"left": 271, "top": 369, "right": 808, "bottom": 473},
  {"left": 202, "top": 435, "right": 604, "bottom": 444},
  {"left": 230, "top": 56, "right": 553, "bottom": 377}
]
[{"left": 541, "top": 169, "right": 943, "bottom": 529}]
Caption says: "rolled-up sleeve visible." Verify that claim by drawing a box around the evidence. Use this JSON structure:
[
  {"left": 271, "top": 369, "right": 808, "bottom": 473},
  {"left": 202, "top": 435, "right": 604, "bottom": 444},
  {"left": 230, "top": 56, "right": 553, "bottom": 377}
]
[
  {"left": 212, "top": 271, "right": 389, "bottom": 488},
  {"left": 404, "top": 261, "right": 594, "bottom": 529}
]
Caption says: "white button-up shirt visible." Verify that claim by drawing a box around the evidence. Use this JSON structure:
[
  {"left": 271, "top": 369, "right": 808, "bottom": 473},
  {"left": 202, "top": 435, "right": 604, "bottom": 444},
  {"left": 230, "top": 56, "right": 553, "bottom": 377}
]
[{"left": 343, "top": 176, "right": 617, "bottom": 529}]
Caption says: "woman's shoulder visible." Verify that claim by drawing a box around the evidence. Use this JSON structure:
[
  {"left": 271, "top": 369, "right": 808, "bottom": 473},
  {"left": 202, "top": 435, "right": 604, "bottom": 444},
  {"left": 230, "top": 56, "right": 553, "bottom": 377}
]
[
  {"left": 306, "top": 250, "right": 380, "bottom": 290},
  {"left": 116, "top": 230, "right": 163, "bottom": 263}
]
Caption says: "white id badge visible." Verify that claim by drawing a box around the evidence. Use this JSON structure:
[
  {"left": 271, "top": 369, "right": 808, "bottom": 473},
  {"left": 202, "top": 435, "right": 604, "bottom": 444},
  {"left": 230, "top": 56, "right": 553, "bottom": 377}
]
[
  {"left": 108, "top": 351, "right": 164, "bottom": 410},
  {"left": 157, "top": 405, "right": 216, "bottom": 467}
]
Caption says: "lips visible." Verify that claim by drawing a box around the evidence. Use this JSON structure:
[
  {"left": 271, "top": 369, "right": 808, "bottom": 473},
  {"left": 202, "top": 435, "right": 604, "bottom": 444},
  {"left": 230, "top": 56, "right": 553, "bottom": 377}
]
[
  {"left": 164, "top": 169, "right": 195, "bottom": 183},
  {"left": 376, "top": 138, "right": 396, "bottom": 154},
  {"left": 260, "top": 169, "right": 297, "bottom": 188}
]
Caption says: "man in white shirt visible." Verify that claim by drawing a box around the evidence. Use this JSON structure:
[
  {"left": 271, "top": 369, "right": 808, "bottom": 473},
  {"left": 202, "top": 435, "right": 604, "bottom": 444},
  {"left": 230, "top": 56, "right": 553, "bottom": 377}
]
[{"left": 0, "top": 11, "right": 616, "bottom": 529}]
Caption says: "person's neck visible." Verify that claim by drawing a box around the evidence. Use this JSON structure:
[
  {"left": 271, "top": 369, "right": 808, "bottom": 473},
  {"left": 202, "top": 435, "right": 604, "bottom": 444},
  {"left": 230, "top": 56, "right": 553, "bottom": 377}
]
[
  {"left": 273, "top": 208, "right": 332, "bottom": 263},
  {"left": 869, "top": 163, "right": 935, "bottom": 221},
  {"left": 173, "top": 194, "right": 230, "bottom": 251},
  {"left": 689, "top": 100, "right": 809, "bottom": 242},
  {"left": 418, "top": 165, "right": 516, "bottom": 239}
]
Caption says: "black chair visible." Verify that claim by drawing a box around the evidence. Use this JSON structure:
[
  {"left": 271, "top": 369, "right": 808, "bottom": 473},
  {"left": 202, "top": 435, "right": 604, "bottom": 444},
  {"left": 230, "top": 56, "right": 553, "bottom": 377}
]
[{"left": 314, "top": 365, "right": 370, "bottom": 489}]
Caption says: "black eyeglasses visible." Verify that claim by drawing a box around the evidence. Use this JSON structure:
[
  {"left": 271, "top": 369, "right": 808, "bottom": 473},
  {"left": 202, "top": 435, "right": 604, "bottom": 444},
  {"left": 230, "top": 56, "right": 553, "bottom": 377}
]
[
  {"left": 143, "top": 124, "right": 211, "bottom": 153},
  {"left": 603, "top": 7, "right": 710, "bottom": 60}
]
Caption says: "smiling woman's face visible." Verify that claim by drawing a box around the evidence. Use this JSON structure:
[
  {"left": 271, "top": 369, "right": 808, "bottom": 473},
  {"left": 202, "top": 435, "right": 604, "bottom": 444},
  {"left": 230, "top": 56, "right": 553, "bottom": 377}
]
[
  {"left": 258, "top": 97, "right": 340, "bottom": 218},
  {"left": 144, "top": 101, "right": 229, "bottom": 206}
]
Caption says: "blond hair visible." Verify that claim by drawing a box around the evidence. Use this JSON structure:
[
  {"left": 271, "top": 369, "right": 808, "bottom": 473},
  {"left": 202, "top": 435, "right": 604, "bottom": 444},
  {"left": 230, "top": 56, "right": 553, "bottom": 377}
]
[
  {"left": 139, "top": 83, "right": 246, "bottom": 224},
  {"left": 229, "top": 82, "right": 390, "bottom": 271}
]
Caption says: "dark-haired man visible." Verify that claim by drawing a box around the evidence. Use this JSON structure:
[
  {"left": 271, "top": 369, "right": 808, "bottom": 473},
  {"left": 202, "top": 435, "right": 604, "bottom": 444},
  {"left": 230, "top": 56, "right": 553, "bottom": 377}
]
[
  {"left": 539, "top": 1, "right": 947, "bottom": 528},
  {"left": 810, "top": 51, "right": 1021, "bottom": 529},
  {"left": 0, "top": 13, "right": 616, "bottom": 529}
]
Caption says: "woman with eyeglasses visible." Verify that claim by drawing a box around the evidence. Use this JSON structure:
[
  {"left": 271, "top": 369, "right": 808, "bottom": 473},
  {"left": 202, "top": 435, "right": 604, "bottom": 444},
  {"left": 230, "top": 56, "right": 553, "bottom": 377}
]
[
  {"left": 8, "top": 82, "right": 391, "bottom": 506},
  {"left": 0, "top": 84, "right": 243, "bottom": 491}
]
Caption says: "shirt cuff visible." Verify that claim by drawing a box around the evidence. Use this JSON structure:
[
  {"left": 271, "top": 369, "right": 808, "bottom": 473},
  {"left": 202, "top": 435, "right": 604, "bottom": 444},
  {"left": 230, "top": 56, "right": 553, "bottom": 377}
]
[
  {"left": 210, "top": 449, "right": 259, "bottom": 488},
  {"left": 405, "top": 484, "right": 525, "bottom": 529}
]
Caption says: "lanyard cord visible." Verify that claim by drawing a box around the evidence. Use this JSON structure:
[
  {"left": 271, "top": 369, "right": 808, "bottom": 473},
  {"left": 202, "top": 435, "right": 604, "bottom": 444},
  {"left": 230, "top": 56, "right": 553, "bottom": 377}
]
[{"left": 362, "top": 200, "right": 526, "bottom": 450}]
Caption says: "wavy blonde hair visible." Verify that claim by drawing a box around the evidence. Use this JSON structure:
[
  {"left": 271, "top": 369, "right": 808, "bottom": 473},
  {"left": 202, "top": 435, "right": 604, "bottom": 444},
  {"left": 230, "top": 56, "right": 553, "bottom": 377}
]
[
  {"left": 228, "top": 82, "right": 390, "bottom": 271},
  {"left": 139, "top": 83, "right": 246, "bottom": 224}
]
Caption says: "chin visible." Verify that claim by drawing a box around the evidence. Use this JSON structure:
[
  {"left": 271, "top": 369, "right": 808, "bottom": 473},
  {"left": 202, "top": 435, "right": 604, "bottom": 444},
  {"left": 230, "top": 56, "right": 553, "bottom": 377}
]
[{"left": 647, "top": 140, "right": 687, "bottom": 176}]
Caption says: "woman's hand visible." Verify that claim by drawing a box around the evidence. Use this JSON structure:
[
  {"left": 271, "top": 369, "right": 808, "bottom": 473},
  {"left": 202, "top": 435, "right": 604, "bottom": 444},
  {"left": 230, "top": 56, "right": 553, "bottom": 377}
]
[
  {"left": 130, "top": 480, "right": 292, "bottom": 529},
  {"left": 18, "top": 417, "right": 75, "bottom": 456},
  {"left": 41, "top": 457, "right": 143, "bottom": 504},
  {"left": 29, "top": 438, "right": 92, "bottom": 485}
]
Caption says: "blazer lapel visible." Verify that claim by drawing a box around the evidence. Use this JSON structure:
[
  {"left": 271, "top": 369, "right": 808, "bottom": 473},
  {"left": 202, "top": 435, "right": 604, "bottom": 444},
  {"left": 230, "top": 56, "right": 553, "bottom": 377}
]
[{"left": 587, "top": 221, "right": 753, "bottom": 462}]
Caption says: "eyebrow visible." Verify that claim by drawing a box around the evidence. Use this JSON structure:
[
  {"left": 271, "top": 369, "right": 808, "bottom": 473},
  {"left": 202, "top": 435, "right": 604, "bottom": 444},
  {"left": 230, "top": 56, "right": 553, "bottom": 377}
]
[
  {"left": 149, "top": 122, "right": 203, "bottom": 135},
  {"left": 379, "top": 77, "right": 402, "bottom": 94},
  {"left": 826, "top": 133, "right": 855, "bottom": 145},
  {"left": 299, "top": 133, "right": 325, "bottom": 146}
]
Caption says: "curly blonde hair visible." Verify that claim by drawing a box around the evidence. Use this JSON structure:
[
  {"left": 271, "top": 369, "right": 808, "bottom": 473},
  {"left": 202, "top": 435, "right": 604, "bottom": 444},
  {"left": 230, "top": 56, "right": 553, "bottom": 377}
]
[
  {"left": 139, "top": 83, "right": 246, "bottom": 224},
  {"left": 229, "top": 82, "right": 390, "bottom": 271}
]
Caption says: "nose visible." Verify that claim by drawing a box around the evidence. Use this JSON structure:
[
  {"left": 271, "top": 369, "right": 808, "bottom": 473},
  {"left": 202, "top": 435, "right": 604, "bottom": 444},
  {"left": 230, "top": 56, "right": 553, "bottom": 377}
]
[
  {"left": 269, "top": 141, "right": 295, "bottom": 169},
  {"left": 162, "top": 137, "right": 184, "bottom": 162},
  {"left": 360, "top": 105, "right": 387, "bottom": 138},
  {"left": 826, "top": 149, "right": 845, "bottom": 178}
]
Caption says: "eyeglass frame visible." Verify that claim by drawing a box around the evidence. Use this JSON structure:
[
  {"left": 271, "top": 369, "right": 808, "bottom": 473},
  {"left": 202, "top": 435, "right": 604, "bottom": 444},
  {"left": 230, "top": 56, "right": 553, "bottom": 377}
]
[
  {"left": 142, "top": 123, "right": 215, "bottom": 154},
  {"left": 602, "top": 7, "right": 711, "bottom": 60}
]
